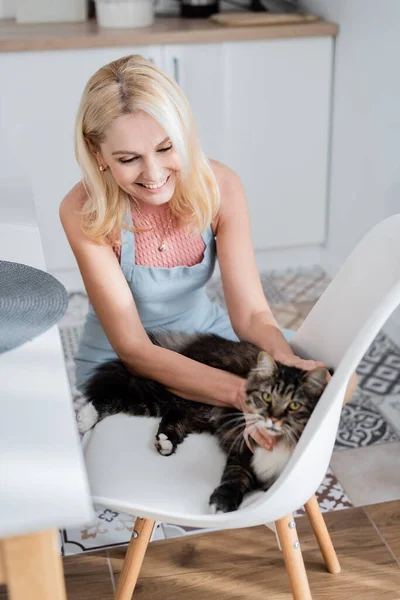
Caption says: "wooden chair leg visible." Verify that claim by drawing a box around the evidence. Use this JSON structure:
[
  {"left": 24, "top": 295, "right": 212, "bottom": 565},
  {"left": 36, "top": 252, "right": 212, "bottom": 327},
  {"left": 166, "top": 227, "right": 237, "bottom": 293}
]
[
  {"left": 275, "top": 514, "right": 312, "bottom": 600},
  {"left": 114, "top": 517, "right": 155, "bottom": 600},
  {"left": 304, "top": 495, "right": 341, "bottom": 574}
]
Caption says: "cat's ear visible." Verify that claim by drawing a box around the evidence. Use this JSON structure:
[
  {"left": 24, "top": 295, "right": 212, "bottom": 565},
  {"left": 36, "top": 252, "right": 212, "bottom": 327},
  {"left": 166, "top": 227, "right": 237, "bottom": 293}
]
[
  {"left": 257, "top": 351, "right": 277, "bottom": 376},
  {"left": 302, "top": 367, "right": 330, "bottom": 395}
]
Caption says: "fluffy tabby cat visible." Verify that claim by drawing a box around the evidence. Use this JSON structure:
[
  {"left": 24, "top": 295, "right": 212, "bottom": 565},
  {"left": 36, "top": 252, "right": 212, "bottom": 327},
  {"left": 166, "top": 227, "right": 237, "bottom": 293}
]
[{"left": 77, "top": 332, "right": 330, "bottom": 513}]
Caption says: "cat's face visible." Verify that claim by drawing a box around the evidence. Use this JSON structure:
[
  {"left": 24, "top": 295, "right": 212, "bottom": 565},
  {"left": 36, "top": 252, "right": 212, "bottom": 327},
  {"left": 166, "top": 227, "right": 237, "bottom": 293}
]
[{"left": 244, "top": 352, "right": 329, "bottom": 444}]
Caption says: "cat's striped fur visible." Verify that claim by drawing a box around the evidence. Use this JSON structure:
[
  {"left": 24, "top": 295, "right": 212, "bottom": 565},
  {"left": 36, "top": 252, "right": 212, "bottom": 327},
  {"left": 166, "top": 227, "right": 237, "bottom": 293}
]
[{"left": 77, "top": 332, "right": 329, "bottom": 513}]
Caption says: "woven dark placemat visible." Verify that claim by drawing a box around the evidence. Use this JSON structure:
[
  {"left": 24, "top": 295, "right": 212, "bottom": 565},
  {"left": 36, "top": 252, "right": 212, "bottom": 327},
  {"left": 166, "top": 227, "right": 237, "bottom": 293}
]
[{"left": 0, "top": 260, "right": 68, "bottom": 354}]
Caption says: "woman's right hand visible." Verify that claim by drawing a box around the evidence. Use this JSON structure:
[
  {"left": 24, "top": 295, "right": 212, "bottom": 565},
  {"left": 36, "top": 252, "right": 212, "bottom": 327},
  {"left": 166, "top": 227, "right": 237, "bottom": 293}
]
[{"left": 235, "top": 380, "right": 276, "bottom": 453}]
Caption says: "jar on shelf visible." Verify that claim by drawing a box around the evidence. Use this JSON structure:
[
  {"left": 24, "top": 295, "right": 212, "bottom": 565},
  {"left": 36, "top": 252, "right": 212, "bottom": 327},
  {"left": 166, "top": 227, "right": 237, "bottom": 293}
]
[{"left": 95, "top": 0, "right": 155, "bottom": 28}]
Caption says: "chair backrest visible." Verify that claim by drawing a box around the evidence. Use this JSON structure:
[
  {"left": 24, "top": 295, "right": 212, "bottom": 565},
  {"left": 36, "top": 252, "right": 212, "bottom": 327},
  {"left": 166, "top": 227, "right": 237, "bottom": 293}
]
[
  {"left": 292, "top": 214, "right": 400, "bottom": 372},
  {"left": 246, "top": 215, "right": 400, "bottom": 522}
]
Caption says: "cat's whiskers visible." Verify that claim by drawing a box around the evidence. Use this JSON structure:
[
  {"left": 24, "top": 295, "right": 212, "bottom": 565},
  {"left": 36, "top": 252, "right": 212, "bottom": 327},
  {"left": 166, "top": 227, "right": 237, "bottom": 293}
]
[
  {"left": 218, "top": 422, "right": 249, "bottom": 444},
  {"left": 217, "top": 411, "right": 262, "bottom": 450},
  {"left": 218, "top": 415, "right": 247, "bottom": 430},
  {"left": 282, "top": 426, "right": 299, "bottom": 446},
  {"left": 227, "top": 428, "right": 248, "bottom": 457},
  {"left": 218, "top": 420, "right": 257, "bottom": 437},
  {"left": 242, "top": 421, "right": 262, "bottom": 454},
  {"left": 221, "top": 410, "right": 263, "bottom": 421},
  {"left": 217, "top": 412, "right": 262, "bottom": 433}
]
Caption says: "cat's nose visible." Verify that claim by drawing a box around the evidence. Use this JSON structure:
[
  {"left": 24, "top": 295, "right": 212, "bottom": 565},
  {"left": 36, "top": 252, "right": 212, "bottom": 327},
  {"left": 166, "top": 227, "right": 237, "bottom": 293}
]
[{"left": 270, "top": 417, "right": 278, "bottom": 423}]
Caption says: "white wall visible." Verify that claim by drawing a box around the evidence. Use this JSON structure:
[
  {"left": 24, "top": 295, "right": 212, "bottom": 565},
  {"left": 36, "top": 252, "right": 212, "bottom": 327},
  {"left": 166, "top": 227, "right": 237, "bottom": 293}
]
[
  {"left": 300, "top": 0, "right": 400, "bottom": 270},
  {"left": 300, "top": 0, "right": 400, "bottom": 342}
]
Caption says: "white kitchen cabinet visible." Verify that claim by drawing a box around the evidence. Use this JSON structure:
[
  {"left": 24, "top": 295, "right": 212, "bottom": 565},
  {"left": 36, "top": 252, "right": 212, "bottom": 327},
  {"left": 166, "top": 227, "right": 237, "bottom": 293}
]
[
  {"left": 162, "top": 43, "right": 227, "bottom": 162},
  {"left": 224, "top": 37, "right": 333, "bottom": 250}
]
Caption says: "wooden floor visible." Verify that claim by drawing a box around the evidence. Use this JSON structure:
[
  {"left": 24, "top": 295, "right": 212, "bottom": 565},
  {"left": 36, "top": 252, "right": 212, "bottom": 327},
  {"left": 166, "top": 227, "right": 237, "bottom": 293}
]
[{"left": 1, "top": 500, "right": 400, "bottom": 599}]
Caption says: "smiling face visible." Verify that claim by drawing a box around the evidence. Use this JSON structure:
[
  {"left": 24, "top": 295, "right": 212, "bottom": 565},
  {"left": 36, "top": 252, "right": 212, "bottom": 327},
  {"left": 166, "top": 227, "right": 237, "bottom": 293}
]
[
  {"left": 245, "top": 352, "right": 329, "bottom": 445},
  {"left": 97, "top": 111, "right": 182, "bottom": 206}
]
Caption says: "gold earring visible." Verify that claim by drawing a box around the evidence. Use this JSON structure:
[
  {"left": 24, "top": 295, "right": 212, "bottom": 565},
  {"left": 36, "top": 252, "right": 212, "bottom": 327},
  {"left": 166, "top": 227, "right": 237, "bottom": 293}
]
[{"left": 99, "top": 165, "right": 108, "bottom": 172}]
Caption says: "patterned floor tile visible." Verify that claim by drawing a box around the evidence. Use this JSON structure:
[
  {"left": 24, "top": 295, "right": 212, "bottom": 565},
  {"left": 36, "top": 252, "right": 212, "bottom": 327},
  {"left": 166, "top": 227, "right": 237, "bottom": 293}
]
[
  {"left": 58, "top": 291, "right": 89, "bottom": 329},
  {"left": 373, "top": 394, "right": 400, "bottom": 435},
  {"left": 357, "top": 331, "right": 400, "bottom": 396},
  {"left": 269, "top": 303, "right": 305, "bottom": 331},
  {"left": 270, "top": 301, "right": 318, "bottom": 331},
  {"left": 206, "top": 266, "right": 330, "bottom": 307},
  {"left": 265, "top": 266, "right": 331, "bottom": 304},
  {"left": 294, "top": 466, "right": 353, "bottom": 517},
  {"left": 61, "top": 505, "right": 165, "bottom": 556},
  {"left": 258, "top": 272, "right": 289, "bottom": 304},
  {"left": 335, "top": 389, "right": 400, "bottom": 450}
]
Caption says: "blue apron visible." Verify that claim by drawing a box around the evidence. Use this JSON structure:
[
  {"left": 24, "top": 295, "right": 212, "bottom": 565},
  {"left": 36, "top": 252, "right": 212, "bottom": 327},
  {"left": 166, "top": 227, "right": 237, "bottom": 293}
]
[{"left": 74, "top": 208, "right": 293, "bottom": 392}]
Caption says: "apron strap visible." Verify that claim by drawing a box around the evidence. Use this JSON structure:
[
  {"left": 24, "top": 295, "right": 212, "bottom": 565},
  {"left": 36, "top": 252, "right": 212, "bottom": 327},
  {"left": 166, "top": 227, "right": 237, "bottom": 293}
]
[{"left": 120, "top": 205, "right": 135, "bottom": 265}]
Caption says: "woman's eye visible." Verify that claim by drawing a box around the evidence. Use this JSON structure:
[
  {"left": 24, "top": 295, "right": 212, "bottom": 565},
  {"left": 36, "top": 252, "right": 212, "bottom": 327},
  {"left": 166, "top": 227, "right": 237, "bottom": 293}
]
[
  {"left": 289, "top": 401, "right": 301, "bottom": 411},
  {"left": 262, "top": 393, "right": 271, "bottom": 403},
  {"left": 119, "top": 156, "right": 139, "bottom": 164},
  {"left": 119, "top": 146, "right": 172, "bottom": 164}
]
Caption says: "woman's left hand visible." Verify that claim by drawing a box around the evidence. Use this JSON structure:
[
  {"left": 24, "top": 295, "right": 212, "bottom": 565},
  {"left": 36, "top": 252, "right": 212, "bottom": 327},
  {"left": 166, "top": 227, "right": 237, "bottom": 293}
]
[
  {"left": 272, "top": 352, "right": 326, "bottom": 371},
  {"left": 274, "top": 351, "right": 358, "bottom": 405}
]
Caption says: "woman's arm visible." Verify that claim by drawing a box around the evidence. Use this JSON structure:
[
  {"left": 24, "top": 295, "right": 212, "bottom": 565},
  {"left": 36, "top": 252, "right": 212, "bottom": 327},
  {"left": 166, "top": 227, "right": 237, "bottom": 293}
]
[
  {"left": 59, "top": 183, "right": 245, "bottom": 410},
  {"left": 119, "top": 343, "right": 244, "bottom": 408},
  {"left": 211, "top": 161, "right": 358, "bottom": 400}
]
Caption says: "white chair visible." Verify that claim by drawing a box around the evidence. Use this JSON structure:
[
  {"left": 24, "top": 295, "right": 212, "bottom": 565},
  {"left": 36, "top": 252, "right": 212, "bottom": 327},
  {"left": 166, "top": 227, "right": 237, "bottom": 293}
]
[{"left": 81, "top": 215, "right": 400, "bottom": 600}]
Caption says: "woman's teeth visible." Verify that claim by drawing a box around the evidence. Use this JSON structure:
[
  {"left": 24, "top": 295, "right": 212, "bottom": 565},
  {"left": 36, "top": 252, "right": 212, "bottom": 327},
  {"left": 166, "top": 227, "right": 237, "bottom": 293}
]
[{"left": 140, "top": 176, "right": 168, "bottom": 190}]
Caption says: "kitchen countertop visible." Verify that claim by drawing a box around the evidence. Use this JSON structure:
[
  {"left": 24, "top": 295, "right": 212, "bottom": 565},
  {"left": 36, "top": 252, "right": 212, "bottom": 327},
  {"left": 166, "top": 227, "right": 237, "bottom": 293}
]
[{"left": 0, "top": 16, "right": 338, "bottom": 53}]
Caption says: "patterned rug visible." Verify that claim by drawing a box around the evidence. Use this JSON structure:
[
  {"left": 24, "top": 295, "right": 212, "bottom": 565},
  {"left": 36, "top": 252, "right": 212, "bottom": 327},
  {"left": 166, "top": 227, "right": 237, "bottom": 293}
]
[{"left": 58, "top": 266, "right": 400, "bottom": 555}]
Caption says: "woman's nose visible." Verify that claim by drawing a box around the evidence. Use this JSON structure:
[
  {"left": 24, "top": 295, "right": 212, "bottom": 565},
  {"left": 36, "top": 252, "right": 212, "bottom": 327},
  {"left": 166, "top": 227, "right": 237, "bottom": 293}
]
[{"left": 141, "top": 155, "right": 163, "bottom": 182}]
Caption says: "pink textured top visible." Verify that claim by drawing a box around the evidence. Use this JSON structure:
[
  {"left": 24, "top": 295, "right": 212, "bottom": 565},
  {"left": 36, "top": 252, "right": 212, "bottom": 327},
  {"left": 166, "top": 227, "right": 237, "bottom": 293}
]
[{"left": 114, "top": 200, "right": 206, "bottom": 268}]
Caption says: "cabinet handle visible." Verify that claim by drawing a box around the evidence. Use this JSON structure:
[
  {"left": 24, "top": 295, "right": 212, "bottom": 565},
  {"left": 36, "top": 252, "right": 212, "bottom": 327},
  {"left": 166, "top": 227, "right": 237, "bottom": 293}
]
[
  {"left": 173, "top": 57, "right": 180, "bottom": 85},
  {"left": 149, "top": 57, "right": 154, "bottom": 64}
]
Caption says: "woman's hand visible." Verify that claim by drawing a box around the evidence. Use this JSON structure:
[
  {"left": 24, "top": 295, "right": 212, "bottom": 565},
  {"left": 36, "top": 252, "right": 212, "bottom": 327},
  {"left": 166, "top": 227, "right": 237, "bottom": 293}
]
[
  {"left": 272, "top": 352, "right": 326, "bottom": 371},
  {"left": 244, "top": 423, "right": 277, "bottom": 452},
  {"left": 246, "top": 323, "right": 326, "bottom": 372}
]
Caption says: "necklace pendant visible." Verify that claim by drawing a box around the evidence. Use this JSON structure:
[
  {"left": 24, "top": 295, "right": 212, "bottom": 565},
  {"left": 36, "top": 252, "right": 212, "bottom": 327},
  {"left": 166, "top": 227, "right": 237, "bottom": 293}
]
[{"left": 158, "top": 241, "right": 167, "bottom": 252}]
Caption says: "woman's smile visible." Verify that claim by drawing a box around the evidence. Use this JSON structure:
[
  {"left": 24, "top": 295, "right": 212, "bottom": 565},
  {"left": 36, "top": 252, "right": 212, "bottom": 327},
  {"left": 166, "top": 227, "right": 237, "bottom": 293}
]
[{"left": 136, "top": 175, "right": 171, "bottom": 192}]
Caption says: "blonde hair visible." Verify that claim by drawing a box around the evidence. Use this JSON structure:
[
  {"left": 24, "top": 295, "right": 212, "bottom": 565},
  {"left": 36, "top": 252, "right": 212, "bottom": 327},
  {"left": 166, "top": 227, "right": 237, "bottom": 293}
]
[{"left": 74, "top": 54, "right": 220, "bottom": 245}]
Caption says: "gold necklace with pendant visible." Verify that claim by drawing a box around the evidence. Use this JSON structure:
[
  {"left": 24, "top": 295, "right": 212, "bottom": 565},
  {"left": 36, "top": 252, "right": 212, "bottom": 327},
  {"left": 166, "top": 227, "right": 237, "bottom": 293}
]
[{"left": 132, "top": 200, "right": 174, "bottom": 252}]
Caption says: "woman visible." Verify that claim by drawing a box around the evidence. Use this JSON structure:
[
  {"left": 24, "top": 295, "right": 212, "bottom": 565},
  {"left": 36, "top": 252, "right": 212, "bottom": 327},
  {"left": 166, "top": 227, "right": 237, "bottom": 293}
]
[{"left": 60, "top": 55, "right": 353, "bottom": 449}]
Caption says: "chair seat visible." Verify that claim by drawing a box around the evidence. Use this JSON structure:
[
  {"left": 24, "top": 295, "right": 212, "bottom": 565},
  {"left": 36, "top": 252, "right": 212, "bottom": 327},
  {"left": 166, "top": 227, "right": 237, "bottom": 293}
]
[{"left": 83, "top": 413, "right": 270, "bottom": 529}]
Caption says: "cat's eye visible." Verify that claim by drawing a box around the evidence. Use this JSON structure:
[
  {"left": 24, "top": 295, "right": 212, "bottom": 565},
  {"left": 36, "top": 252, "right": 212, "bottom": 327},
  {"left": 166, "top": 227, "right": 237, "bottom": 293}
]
[
  {"left": 262, "top": 392, "right": 272, "bottom": 404},
  {"left": 288, "top": 401, "right": 301, "bottom": 411}
]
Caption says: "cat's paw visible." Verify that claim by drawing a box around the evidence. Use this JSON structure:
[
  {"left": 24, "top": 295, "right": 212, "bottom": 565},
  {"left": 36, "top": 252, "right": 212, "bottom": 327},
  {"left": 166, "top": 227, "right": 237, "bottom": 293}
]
[
  {"left": 208, "top": 487, "right": 242, "bottom": 514},
  {"left": 155, "top": 433, "right": 176, "bottom": 456},
  {"left": 208, "top": 502, "right": 227, "bottom": 515},
  {"left": 76, "top": 402, "right": 99, "bottom": 434}
]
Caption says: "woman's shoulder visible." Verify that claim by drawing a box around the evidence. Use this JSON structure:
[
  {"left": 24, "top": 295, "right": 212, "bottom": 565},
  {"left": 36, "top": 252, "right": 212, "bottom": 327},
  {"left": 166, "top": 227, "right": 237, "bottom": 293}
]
[
  {"left": 209, "top": 159, "right": 240, "bottom": 191},
  {"left": 60, "top": 180, "right": 88, "bottom": 215},
  {"left": 209, "top": 159, "right": 244, "bottom": 231}
]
